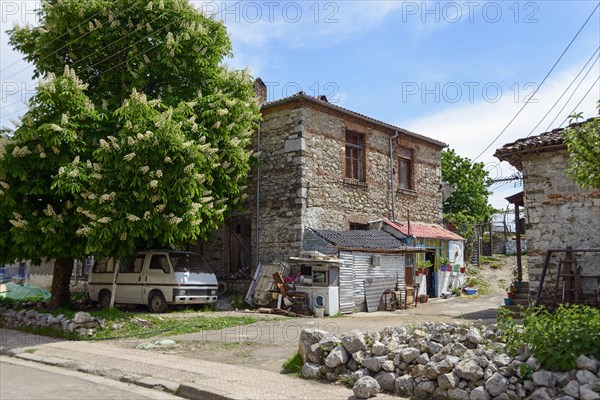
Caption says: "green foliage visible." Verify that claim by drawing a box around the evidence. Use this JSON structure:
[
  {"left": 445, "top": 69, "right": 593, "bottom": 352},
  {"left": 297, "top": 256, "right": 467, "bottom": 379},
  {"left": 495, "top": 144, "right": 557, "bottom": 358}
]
[
  {"left": 229, "top": 294, "right": 247, "bottom": 310},
  {"left": 93, "top": 313, "right": 256, "bottom": 339},
  {"left": 464, "top": 266, "right": 489, "bottom": 295},
  {"left": 1, "top": 0, "right": 261, "bottom": 307},
  {"left": 564, "top": 103, "right": 600, "bottom": 190},
  {"left": 518, "top": 363, "right": 532, "bottom": 379},
  {"left": 282, "top": 352, "right": 303, "bottom": 375},
  {"left": 498, "top": 304, "right": 600, "bottom": 371},
  {"left": 441, "top": 149, "right": 495, "bottom": 237},
  {"left": 0, "top": 296, "right": 45, "bottom": 307}
]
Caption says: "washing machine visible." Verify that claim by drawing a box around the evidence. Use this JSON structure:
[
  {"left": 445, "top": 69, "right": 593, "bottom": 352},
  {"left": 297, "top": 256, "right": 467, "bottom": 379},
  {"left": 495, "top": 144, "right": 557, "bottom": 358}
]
[{"left": 311, "top": 286, "right": 339, "bottom": 316}]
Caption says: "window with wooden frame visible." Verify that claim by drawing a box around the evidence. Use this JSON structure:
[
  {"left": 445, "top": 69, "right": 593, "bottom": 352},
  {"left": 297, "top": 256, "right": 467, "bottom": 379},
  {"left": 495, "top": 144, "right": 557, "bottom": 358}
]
[
  {"left": 398, "top": 147, "right": 414, "bottom": 190},
  {"left": 345, "top": 131, "right": 365, "bottom": 181}
]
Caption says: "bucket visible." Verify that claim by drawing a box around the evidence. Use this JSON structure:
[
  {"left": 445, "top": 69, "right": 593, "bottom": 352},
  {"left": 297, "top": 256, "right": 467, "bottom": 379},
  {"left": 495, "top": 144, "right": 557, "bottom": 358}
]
[
  {"left": 504, "top": 298, "right": 512, "bottom": 306},
  {"left": 314, "top": 307, "right": 325, "bottom": 318}
]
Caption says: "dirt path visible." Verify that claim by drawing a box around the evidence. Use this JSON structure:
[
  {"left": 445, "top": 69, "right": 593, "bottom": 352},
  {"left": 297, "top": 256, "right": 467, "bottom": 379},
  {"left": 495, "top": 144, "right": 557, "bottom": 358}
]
[{"left": 115, "top": 256, "right": 524, "bottom": 374}]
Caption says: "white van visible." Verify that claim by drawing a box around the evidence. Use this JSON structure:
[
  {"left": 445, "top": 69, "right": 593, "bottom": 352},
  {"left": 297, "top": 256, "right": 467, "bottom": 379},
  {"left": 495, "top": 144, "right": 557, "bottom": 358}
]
[{"left": 88, "top": 250, "right": 218, "bottom": 312}]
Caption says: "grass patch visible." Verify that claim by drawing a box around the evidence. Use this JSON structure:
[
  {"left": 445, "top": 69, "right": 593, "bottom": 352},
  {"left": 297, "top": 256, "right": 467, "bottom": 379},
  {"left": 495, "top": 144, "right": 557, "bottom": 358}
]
[
  {"left": 5, "top": 307, "right": 257, "bottom": 341},
  {"left": 480, "top": 255, "right": 507, "bottom": 264},
  {"left": 464, "top": 266, "right": 490, "bottom": 296},
  {"left": 16, "top": 325, "right": 79, "bottom": 340},
  {"left": 93, "top": 313, "right": 257, "bottom": 340},
  {"left": 24, "top": 348, "right": 38, "bottom": 354},
  {"left": 282, "top": 352, "right": 303, "bottom": 375}
]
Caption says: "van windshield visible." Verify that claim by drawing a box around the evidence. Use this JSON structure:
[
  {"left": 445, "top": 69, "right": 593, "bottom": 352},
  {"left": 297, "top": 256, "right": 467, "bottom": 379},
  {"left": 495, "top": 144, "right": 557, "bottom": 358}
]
[{"left": 169, "top": 252, "right": 213, "bottom": 274}]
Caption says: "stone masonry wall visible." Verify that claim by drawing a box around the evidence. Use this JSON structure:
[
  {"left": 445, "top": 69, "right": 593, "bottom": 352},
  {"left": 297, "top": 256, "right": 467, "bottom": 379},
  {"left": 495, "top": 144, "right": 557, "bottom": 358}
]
[
  {"left": 301, "top": 102, "right": 443, "bottom": 231},
  {"left": 199, "top": 99, "right": 445, "bottom": 283},
  {"left": 522, "top": 150, "right": 600, "bottom": 301}
]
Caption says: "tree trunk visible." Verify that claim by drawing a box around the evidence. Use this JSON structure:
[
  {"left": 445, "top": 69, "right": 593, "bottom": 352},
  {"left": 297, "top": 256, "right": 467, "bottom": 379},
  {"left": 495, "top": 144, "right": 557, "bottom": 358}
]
[{"left": 48, "top": 258, "right": 74, "bottom": 310}]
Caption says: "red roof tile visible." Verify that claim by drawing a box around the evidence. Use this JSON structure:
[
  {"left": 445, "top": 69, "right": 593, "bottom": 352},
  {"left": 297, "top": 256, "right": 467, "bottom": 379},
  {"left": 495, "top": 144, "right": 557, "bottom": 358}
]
[
  {"left": 494, "top": 117, "right": 598, "bottom": 169},
  {"left": 384, "top": 220, "right": 464, "bottom": 241}
]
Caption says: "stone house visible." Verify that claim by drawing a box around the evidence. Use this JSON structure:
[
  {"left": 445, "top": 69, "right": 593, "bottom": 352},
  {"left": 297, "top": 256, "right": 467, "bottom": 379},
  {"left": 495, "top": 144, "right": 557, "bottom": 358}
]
[
  {"left": 197, "top": 79, "right": 448, "bottom": 293},
  {"left": 494, "top": 118, "right": 600, "bottom": 306}
]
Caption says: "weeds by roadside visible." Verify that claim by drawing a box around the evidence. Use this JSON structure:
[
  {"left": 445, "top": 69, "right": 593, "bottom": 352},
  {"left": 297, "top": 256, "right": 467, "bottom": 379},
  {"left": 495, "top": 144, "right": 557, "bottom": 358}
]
[{"left": 281, "top": 352, "right": 303, "bottom": 376}]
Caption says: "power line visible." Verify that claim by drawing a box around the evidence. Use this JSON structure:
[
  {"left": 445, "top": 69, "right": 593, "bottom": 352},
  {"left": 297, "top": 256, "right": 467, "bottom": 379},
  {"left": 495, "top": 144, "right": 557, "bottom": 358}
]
[
  {"left": 0, "top": 9, "right": 104, "bottom": 75},
  {"left": 545, "top": 57, "right": 600, "bottom": 131},
  {"left": 1, "top": 1, "right": 244, "bottom": 123},
  {"left": 1, "top": 9, "right": 106, "bottom": 80},
  {"left": 525, "top": 48, "right": 600, "bottom": 138},
  {"left": 559, "top": 75, "right": 600, "bottom": 127},
  {"left": 472, "top": 3, "right": 599, "bottom": 162}
]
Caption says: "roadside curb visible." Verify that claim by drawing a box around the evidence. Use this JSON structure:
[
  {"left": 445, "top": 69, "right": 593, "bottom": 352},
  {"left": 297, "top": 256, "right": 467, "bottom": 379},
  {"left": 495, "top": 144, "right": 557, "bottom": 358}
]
[
  {"left": 177, "top": 383, "right": 237, "bottom": 400},
  {"left": 9, "top": 352, "right": 183, "bottom": 397}
]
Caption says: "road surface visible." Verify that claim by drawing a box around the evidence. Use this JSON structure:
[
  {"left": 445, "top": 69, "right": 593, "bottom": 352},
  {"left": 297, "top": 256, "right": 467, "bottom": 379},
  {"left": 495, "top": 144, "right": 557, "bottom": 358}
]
[{"left": 0, "top": 356, "right": 179, "bottom": 400}]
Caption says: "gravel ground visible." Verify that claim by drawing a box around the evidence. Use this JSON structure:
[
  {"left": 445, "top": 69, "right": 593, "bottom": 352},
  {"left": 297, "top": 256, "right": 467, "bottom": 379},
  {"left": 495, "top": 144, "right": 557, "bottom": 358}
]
[{"left": 112, "top": 256, "right": 524, "bottom": 373}]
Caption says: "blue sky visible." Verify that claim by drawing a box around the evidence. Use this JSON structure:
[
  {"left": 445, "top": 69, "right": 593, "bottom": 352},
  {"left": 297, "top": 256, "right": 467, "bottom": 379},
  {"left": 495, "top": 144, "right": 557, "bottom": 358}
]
[{"left": 2, "top": 0, "right": 599, "bottom": 210}]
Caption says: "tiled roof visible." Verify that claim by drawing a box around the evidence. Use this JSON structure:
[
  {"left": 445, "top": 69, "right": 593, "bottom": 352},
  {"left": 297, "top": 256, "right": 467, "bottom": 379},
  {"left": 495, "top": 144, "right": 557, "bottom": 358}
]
[
  {"left": 384, "top": 220, "right": 464, "bottom": 241},
  {"left": 312, "top": 229, "right": 411, "bottom": 252},
  {"left": 494, "top": 117, "right": 597, "bottom": 166},
  {"left": 261, "top": 92, "right": 447, "bottom": 148}
]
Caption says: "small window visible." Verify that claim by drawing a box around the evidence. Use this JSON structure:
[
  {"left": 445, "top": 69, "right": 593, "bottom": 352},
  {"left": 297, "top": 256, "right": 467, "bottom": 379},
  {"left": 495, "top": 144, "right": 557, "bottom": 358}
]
[
  {"left": 398, "top": 147, "right": 414, "bottom": 190},
  {"left": 345, "top": 131, "right": 365, "bottom": 181},
  {"left": 349, "top": 223, "right": 369, "bottom": 231},
  {"left": 149, "top": 255, "right": 170, "bottom": 274}
]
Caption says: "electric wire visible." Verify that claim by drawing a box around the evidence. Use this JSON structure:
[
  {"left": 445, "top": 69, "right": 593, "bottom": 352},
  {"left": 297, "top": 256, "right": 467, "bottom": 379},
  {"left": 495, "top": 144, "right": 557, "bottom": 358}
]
[
  {"left": 472, "top": 3, "right": 599, "bottom": 162},
  {"left": 1, "top": 1, "right": 243, "bottom": 123},
  {"left": 543, "top": 54, "right": 600, "bottom": 131},
  {"left": 558, "top": 75, "right": 600, "bottom": 128},
  {"left": 524, "top": 48, "right": 600, "bottom": 138}
]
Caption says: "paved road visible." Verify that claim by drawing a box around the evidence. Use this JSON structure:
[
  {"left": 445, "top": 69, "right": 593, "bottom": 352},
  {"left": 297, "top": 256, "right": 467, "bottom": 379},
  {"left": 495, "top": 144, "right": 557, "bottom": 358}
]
[{"left": 0, "top": 356, "right": 180, "bottom": 400}]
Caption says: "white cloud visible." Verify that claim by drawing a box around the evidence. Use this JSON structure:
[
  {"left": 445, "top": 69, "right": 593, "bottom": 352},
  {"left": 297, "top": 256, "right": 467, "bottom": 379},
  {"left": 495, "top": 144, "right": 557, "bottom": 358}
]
[{"left": 401, "top": 58, "right": 600, "bottom": 209}]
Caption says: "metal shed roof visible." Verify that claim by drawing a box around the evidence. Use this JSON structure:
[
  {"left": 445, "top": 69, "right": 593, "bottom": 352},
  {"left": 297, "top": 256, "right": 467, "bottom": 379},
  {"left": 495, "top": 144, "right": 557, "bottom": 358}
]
[{"left": 310, "top": 228, "right": 427, "bottom": 253}]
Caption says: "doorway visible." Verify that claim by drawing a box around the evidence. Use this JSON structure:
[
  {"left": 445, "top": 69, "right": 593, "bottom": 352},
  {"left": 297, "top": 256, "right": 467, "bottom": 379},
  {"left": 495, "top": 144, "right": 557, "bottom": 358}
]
[{"left": 425, "top": 251, "right": 436, "bottom": 298}]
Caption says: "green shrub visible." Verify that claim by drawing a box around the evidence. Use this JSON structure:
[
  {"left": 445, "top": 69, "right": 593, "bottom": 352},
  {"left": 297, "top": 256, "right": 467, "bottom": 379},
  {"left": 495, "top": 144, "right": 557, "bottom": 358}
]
[
  {"left": 282, "top": 352, "right": 303, "bottom": 375},
  {"left": 498, "top": 304, "right": 600, "bottom": 371}
]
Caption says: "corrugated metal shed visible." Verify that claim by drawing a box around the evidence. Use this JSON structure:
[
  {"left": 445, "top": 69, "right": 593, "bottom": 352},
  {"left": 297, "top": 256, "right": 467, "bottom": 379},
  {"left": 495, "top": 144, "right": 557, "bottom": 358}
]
[
  {"left": 339, "top": 253, "right": 355, "bottom": 314},
  {"left": 302, "top": 228, "right": 416, "bottom": 313}
]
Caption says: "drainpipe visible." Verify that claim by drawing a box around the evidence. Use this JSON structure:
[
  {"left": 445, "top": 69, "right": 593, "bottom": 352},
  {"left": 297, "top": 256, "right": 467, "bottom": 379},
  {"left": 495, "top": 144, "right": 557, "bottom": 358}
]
[
  {"left": 389, "top": 130, "right": 399, "bottom": 221},
  {"left": 255, "top": 121, "right": 261, "bottom": 269}
]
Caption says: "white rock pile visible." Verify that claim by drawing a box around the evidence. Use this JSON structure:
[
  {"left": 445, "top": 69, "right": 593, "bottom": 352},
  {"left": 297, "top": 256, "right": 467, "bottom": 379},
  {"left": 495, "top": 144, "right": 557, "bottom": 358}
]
[
  {"left": 1, "top": 306, "right": 103, "bottom": 336},
  {"left": 298, "top": 322, "right": 600, "bottom": 399}
]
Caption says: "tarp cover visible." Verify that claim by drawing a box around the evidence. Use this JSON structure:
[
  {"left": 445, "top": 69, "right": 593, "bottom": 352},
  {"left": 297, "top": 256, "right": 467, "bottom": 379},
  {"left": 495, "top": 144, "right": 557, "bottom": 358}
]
[{"left": 0, "top": 282, "right": 51, "bottom": 300}]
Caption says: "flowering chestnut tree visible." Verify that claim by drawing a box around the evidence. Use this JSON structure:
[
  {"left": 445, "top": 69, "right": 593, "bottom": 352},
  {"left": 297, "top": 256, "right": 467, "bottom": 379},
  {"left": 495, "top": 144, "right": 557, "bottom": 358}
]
[{"left": 1, "top": 0, "right": 260, "bottom": 308}]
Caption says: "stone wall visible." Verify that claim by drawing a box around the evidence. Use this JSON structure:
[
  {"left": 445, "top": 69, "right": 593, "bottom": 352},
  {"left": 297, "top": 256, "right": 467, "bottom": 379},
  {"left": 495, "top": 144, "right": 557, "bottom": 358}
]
[
  {"left": 522, "top": 150, "right": 600, "bottom": 301},
  {"left": 199, "top": 98, "right": 445, "bottom": 285},
  {"left": 301, "top": 103, "right": 443, "bottom": 231}
]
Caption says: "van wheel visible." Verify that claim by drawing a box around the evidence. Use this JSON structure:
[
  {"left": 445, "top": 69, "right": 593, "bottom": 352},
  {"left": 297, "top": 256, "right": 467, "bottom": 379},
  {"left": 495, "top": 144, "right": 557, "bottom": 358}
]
[
  {"left": 98, "top": 290, "right": 111, "bottom": 309},
  {"left": 148, "top": 291, "right": 168, "bottom": 313}
]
